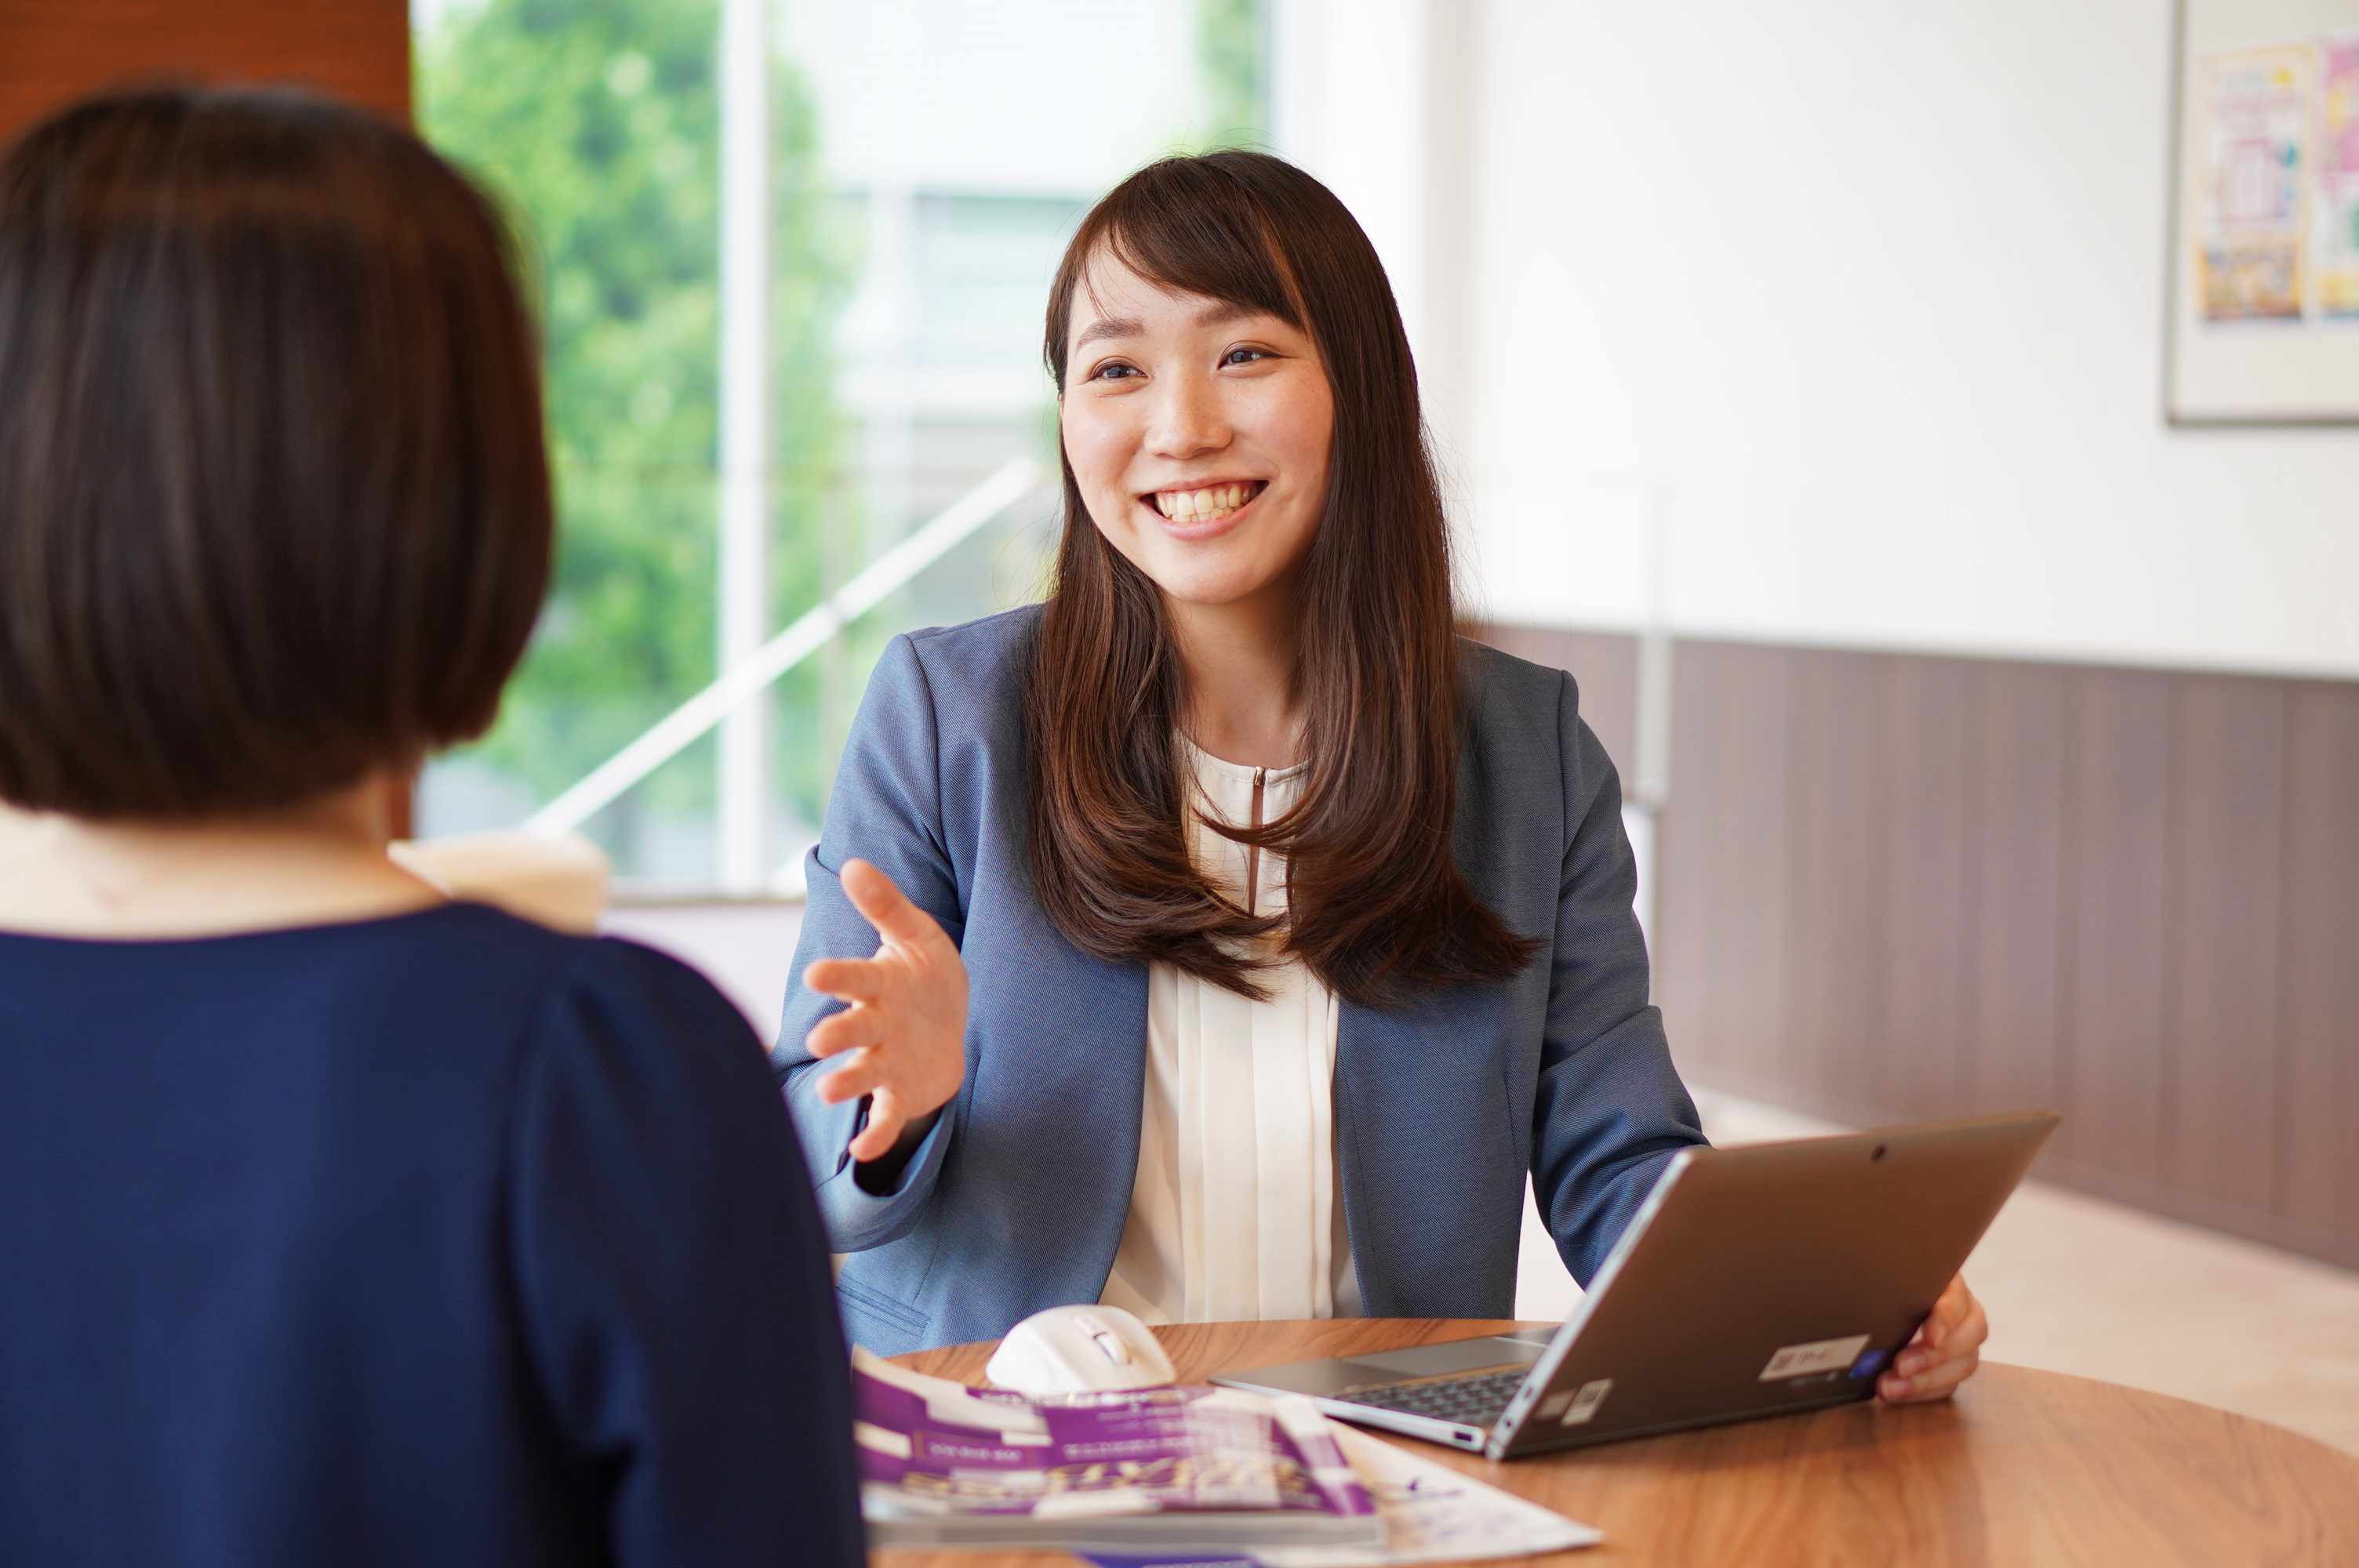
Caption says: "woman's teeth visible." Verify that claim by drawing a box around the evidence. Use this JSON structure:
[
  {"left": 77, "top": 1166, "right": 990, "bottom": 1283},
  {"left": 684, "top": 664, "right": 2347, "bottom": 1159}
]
[{"left": 1154, "top": 483, "right": 1255, "bottom": 522}]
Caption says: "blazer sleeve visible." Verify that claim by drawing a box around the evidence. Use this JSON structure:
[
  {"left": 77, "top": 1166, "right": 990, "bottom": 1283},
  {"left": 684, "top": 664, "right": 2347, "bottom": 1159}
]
[
  {"left": 772, "top": 633, "right": 966, "bottom": 1251},
  {"left": 1529, "top": 670, "right": 1707, "bottom": 1283}
]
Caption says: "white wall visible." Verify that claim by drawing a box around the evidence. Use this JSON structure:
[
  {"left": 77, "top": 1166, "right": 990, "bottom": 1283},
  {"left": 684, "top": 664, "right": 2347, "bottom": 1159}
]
[
  {"left": 1441, "top": 0, "right": 2359, "bottom": 681},
  {"left": 783, "top": 0, "right": 1203, "bottom": 194},
  {"left": 1271, "top": 0, "right": 1434, "bottom": 339}
]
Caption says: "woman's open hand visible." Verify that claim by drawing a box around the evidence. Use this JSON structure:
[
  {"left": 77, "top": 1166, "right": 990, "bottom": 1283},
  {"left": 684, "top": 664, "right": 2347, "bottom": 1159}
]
[
  {"left": 1877, "top": 1273, "right": 1986, "bottom": 1403},
  {"left": 801, "top": 858, "right": 969, "bottom": 1163}
]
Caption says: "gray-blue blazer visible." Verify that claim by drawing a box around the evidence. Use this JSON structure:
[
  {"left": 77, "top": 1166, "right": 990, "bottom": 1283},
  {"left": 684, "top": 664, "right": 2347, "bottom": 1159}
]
[{"left": 775, "top": 606, "right": 1705, "bottom": 1354}]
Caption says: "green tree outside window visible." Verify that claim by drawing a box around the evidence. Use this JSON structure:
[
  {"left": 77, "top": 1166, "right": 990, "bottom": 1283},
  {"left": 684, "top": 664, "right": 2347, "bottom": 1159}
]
[{"left": 416, "top": 0, "right": 850, "bottom": 866}]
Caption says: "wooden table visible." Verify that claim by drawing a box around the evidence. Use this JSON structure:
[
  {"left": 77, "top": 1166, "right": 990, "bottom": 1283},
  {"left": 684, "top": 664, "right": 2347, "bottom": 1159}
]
[{"left": 887, "top": 1317, "right": 2359, "bottom": 1566}]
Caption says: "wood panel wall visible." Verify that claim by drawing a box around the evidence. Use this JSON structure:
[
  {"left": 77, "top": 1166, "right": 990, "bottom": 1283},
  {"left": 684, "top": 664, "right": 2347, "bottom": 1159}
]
[
  {"left": 0, "top": 0, "right": 411, "bottom": 147},
  {"left": 1484, "top": 626, "right": 2359, "bottom": 1272}
]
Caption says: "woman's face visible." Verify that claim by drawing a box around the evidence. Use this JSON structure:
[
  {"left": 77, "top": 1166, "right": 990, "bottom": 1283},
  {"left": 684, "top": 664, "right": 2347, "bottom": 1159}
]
[{"left": 1060, "top": 249, "right": 1333, "bottom": 617}]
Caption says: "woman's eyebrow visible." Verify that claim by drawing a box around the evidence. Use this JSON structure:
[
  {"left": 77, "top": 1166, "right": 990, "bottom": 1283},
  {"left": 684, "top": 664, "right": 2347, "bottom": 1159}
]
[
  {"left": 1073, "top": 303, "right": 1270, "bottom": 351},
  {"left": 1192, "top": 301, "right": 1257, "bottom": 328},
  {"left": 1072, "top": 316, "right": 1143, "bottom": 350}
]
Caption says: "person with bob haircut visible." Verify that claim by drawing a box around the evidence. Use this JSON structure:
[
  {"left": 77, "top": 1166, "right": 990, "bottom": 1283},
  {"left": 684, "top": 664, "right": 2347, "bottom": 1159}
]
[
  {"left": 0, "top": 88, "right": 863, "bottom": 1568},
  {"left": 778, "top": 150, "right": 1990, "bottom": 1403}
]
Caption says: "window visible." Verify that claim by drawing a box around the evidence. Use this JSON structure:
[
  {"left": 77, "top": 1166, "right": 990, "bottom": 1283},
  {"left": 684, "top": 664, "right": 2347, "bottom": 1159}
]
[{"left": 411, "top": 0, "right": 1265, "bottom": 891}]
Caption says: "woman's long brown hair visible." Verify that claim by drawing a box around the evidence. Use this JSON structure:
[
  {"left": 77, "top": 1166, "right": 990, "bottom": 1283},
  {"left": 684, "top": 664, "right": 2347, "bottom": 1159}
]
[{"left": 1027, "top": 151, "right": 1539, "bottom": 1007}]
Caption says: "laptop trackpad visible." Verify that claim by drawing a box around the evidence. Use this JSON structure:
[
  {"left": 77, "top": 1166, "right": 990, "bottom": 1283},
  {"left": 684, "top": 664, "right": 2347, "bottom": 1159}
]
[{"left": 1339, "top": 1337, "right": 1546, "bottom": 1381}]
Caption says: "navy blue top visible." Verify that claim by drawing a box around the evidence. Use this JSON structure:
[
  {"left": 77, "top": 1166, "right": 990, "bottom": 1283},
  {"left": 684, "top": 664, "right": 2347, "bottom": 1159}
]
[{"left": 0, "top": 902, "right": 863, "bottom": 1568}]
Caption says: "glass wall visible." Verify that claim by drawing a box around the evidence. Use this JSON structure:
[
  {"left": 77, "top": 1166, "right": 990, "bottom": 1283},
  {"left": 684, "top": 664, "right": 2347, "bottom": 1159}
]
[{"left": 409, "top": 0, "right": 1265, "bottom": 891}]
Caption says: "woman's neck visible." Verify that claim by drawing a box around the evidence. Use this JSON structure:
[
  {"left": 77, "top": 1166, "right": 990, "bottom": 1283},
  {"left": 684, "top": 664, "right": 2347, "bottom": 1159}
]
[
  {"left": 1167, "top": 590, "right": 1306, "bottom": 770},
  {"left": 0, "top": 773, "right": 443, "bottom": 939}
]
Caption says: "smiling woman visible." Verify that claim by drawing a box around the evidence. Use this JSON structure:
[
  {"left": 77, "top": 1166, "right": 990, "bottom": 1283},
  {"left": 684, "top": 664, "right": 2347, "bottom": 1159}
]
[
  {"left": 1032, "top": 154, "right": 1530, "bottom": 1005},
  {"left": 769, "top": 151, "right": 1987, "bottom": 1403},
  {"left": 1060, "top": 287, "right": 1327, "bottom": 644},
  {"left": 1068, "top": 289, "right": 1322, "bottom": 599}
]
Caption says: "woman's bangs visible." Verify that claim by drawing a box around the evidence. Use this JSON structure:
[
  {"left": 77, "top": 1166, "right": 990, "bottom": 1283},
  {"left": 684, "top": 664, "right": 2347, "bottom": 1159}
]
[{"left": 1092, "top": 186, "right": 1302, "bottom": 330}]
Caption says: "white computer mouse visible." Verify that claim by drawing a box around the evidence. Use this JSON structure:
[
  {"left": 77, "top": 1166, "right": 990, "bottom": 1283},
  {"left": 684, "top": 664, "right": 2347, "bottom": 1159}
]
[{"left": 983, "top": 1304, "right": 1177, "bottom": 1397}]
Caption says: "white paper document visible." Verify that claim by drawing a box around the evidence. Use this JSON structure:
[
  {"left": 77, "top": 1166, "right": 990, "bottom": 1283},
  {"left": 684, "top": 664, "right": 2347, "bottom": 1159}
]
[{"left": 1253, "top": 1426, "right": 1601, "bottom": 1565}]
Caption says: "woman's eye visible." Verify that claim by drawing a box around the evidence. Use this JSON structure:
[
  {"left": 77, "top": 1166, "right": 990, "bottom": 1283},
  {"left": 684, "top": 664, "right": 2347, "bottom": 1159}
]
[
  {"left": 1089, "top": 361, "right": 1141, "bottom": 382},
  {"left": 1222, "top": 347, "right": 1269, "bottom": 367}
]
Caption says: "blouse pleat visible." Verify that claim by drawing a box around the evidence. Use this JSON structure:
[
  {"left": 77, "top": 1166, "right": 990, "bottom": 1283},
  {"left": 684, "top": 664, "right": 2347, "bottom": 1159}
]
[{"left": 1100, "top": 743, "right": 1356, "bottom": 1324}]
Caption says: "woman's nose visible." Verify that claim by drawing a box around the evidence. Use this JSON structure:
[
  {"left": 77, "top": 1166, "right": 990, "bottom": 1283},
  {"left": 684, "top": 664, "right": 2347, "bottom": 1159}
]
[{"left": 1144, "top": 372, "right": 1230, "bottom": 459}]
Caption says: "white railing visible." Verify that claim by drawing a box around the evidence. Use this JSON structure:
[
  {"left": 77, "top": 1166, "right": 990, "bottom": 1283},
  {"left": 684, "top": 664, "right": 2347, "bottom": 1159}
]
[{"left": 525, "top": 456, "right": 1047, "bottom": 839}]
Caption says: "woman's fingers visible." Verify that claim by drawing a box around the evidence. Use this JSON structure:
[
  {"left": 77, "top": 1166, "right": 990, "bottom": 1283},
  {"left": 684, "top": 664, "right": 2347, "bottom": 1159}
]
[
  {"left": 804, "top": 1007, "right": 884, "bottom": 1060},
  {"left": 797, "top": 857, "right": 972, "bottom": 1162},
  {"left": 1878, "top": 1275, "right": 1988, "bottom": 1403},
  {"left": 803, "top": 956, "right": 885, "bottom": 1005},
  {"left": 1923, "top": 1274, "right": 1985, "bottom": 1357},
  {"left": 840, "top": 858, "right": 950, "bottom": 953},
  {"left": 1921, "top": 1273, "right": 1968, "bottom": 1347},
  {"left": 813, "top": 1047, "right": 885, "bottom": 1105},
  {"left": 1884, "top": 1347, "right": 1979, "bottom": 1403},
  {"left": 847, "top": 1087, "right": 908, "bottom": 1163}
]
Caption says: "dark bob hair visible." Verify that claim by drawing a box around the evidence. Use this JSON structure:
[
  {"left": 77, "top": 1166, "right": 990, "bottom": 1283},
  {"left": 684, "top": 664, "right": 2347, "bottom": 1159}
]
[
  {"left": 1028, "top": 151, "right": 1538, "bottom": 1007},
  {"left": 0, "top": 87, "right": 550, "bottom": 819}
]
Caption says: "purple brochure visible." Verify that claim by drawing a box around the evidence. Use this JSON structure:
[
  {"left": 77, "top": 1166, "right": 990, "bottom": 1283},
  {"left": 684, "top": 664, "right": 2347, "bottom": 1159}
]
[{"left": 852, "top": 1350, "right": 1379, "bottom": 1550}]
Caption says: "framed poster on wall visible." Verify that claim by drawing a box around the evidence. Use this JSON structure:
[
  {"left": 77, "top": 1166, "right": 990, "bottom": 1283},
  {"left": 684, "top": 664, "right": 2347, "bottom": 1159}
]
[{"left": 2171, "top": 0, "right": 2359, "bottom": 421}]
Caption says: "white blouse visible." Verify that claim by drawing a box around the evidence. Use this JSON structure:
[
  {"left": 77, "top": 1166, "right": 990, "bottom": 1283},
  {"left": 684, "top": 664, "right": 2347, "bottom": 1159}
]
[{"left": 1098, "top": 742, "right": 1362, "bottom": 1324}]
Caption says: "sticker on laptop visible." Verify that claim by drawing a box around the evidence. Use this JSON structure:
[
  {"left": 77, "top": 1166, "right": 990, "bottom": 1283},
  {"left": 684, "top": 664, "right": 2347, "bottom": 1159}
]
[
  {"left": 1558, "top": 1378, "right": 1613, "bottom": 1425},
  {"left": 1757, "top": 1334, "right": 1873, "bottom": 1382}
]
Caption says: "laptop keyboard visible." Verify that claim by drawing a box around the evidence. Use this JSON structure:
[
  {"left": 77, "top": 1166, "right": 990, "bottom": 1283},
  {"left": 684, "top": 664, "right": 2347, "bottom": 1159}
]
[{"left": 1334, "top": 1367, "right": 1527, "bottom": 1428}]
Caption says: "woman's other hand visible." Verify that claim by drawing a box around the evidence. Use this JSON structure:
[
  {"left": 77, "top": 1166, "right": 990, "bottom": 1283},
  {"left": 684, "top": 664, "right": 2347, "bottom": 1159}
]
[
  {"left": 1877, "top": 1273, "right": 1986, "bottom": 1403},
  {"left": 801, "top": 858, "right": 969, "bottom": 1163}
]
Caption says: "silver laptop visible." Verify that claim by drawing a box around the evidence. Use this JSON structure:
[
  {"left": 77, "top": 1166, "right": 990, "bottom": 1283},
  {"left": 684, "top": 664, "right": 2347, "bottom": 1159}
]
[{"left": 1213, "top": 1110, "right": 2057, "bottom": 1460}]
